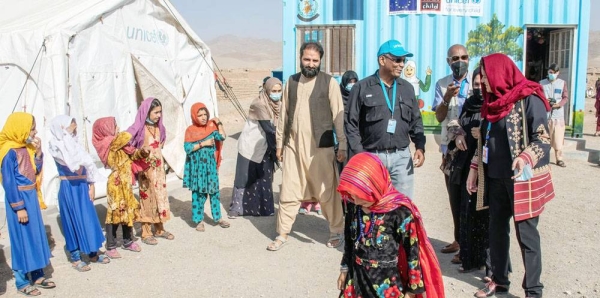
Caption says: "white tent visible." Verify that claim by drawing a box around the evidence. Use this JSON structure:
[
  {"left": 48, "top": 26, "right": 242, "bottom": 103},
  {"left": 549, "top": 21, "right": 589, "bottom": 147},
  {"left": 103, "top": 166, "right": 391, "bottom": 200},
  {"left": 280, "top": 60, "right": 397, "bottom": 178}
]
[{"left": 0, "top": 0, "right": 218, "bottom": 205}]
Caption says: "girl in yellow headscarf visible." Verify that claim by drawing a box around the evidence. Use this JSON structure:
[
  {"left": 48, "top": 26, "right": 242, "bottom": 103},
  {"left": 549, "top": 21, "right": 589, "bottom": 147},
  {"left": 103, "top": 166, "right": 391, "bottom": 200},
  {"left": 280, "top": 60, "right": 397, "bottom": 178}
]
[{"left": 0, "top": 112, "right": 56, "bottom": 296}]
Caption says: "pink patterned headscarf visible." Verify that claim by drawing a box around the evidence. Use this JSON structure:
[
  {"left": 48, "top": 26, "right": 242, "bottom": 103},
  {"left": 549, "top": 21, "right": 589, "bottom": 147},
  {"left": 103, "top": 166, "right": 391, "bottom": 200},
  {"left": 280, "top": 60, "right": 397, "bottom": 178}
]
[{"left": 126, "top": 97, "right": 166, "bottom": 148}]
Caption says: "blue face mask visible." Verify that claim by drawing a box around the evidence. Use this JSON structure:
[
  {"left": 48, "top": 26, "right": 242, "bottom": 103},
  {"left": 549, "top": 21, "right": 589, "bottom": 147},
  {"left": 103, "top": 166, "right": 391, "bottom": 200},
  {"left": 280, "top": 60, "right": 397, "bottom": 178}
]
[
  {"left": 145, "top": 118, "right": 155, "bottom": 125},
  {"left": 548, "top": 73, "right": 557, "bottom": 81},
  {"left": 269, "top": 93, "right": 282, "bottom": 101},
  {"left": 345, "top": 83, "right": 355, "bottom": 92}
]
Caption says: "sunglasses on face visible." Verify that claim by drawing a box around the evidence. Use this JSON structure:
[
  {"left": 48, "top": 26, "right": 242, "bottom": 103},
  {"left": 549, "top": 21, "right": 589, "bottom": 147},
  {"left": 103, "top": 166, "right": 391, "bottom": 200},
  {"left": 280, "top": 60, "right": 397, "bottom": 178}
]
[
  {"left": 449, "top": 55, "right": 469, "bottom": 62},
  {"left": 384, "top": 55, "right": 406, "bottom": 64}
]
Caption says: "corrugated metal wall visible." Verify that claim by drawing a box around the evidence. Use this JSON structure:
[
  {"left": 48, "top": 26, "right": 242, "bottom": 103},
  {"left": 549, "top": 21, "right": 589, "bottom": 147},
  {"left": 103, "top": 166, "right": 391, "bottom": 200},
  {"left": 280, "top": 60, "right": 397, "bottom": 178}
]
[{"left": 283, "top": 0, "right": 590, "bottom": 133}]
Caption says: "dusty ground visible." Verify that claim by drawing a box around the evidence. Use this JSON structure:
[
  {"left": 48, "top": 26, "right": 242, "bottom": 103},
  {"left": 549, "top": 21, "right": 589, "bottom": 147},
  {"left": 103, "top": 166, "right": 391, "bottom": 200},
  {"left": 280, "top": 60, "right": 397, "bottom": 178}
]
[{"left": 1, "top": 76, "right": 600, "bottom": 297}]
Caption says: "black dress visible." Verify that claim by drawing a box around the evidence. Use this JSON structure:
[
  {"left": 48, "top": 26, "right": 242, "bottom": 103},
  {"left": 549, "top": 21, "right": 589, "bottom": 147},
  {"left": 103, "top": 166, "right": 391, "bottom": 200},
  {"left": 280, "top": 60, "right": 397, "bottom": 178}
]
[
  {"left": 229, "top": 120, "right": 276, "bottom": 216},
  {"left": 449, "top": 95, "right": 489, "bottom": 272},
  {"left": 340, "top": 203, "right": 425, "bottom": 298}
]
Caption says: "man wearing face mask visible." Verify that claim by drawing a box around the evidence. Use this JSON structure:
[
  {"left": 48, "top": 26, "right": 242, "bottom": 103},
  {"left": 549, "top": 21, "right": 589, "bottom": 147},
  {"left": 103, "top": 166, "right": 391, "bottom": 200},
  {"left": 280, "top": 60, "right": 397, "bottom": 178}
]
[
  {"left": 345, "top": 39, "right": 426, "bottom": 200},
  {"left": 433, "top": 44, "right": 472, "bottom": 257},
  {"left": 539, "top": 64, "right": 568, "bottom": 167},
  {"left": 268, "top": 42, "right": 347, "bottom": 251}
]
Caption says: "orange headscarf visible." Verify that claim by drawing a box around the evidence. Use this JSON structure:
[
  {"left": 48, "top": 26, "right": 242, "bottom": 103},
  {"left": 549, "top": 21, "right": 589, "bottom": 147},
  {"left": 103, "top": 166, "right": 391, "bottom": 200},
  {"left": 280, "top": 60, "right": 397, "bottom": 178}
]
[{"left": 185, "top": 102, "right": 223, "bottom": 168}]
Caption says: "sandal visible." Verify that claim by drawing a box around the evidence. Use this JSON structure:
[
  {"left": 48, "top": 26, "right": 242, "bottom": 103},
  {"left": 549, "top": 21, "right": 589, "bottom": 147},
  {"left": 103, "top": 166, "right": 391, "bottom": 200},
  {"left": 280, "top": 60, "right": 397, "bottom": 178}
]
[
  {"left": 316, "top": 209, "right": 323, "bottom": 215},
  {"left": 17, "top": 285, "right": 40, "bottom": 296},
  {"left": 72, "top": 261, "right": 91, "bottom": 272},
  {"left": 142, "top": 236, "right": 158, "bottom": 245},
  {"left": 218, "top": 220, "right": 231, "bottom": 228},
  {"left": 122, "top": 242, "right": 142, "bottom": 252},
  {"left": 34, "top": 278, "right": 56, "bottom": 289},
  {"left": 298, "top": 208, "right": 308, "bottom": 215},
  {"left": 90, "top": 254, "right": 111, "bottom": 264},
  {"left": 105, "top": 248, "right": 122, "bottom": 259},
  {"left": 557, "top": 160, "right": 566, "bottom": 167},
  {"left": 156, "top": 231, "right": 174, "bottom": 240},
  {"left": 327, "top": 233, "right": 344, "bottom": 248},
  {"left": 451, "top": 253, "right": 461, "bottom": 264},
  {"left": 196, "top": 222, "right": 205, "bottom": 232},
  {"left": 267, "top": 235, "right": 288, "bottom": 251}
]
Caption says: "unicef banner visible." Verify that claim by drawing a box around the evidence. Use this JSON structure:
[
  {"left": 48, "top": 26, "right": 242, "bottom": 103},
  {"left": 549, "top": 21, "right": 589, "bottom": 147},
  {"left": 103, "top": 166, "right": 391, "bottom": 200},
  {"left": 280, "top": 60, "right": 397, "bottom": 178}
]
[{"left": 389, "top": 0, "right": 484, "bottom": 16}]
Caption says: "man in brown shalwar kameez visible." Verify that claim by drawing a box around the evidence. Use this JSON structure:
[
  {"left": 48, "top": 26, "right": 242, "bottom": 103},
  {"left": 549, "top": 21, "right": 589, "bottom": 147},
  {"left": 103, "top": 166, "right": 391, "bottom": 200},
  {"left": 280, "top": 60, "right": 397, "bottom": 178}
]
[{"left": 267, "top": 42, "right": 346, "bottom": 251}]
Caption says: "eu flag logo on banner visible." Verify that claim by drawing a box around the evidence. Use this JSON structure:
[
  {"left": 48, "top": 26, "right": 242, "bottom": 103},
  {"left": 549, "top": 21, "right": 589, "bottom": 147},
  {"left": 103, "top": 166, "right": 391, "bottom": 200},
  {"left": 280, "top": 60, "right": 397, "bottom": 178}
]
[{"left": 389, "top": 0, "right": 418, "bottom": 14}]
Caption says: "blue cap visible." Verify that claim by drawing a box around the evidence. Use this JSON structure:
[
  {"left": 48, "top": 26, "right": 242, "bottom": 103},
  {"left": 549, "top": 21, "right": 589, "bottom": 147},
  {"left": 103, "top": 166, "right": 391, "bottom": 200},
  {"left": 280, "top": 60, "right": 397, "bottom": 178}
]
[{"left": 377, "top": 40, "right": 413, "bottom": 58}]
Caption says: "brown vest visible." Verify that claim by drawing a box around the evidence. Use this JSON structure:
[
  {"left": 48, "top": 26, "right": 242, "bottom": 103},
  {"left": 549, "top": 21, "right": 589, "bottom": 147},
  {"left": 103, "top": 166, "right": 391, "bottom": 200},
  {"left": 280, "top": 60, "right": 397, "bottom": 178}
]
[{"left": 284, "top": 72, "right": 334, "bottom": 148}]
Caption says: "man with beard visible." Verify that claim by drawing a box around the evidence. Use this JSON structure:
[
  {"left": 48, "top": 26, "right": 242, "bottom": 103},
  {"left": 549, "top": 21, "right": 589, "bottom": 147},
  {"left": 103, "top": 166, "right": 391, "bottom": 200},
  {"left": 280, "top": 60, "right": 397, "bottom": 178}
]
[
  {"left": 433, "top": 44, "right": 472, "bottom": 257},
  {"left": 345, "top": 39, "right": 426, "bottom": 200},
  {"left": 267, "top": 42, "right": 346, "bottom": 251}
]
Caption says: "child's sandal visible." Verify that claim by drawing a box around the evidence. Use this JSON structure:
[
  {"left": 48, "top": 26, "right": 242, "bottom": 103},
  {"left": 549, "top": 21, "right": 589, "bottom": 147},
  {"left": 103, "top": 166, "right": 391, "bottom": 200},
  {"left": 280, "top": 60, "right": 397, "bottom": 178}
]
[
  {"left": 17, "top": 285, "right": 40, "bottom": 296},
  {"left": 90, "top": 254, "right": 111, "bottom": 264},
  {"left": 72, "top": 261, "right": 91, "bottom": 272}
]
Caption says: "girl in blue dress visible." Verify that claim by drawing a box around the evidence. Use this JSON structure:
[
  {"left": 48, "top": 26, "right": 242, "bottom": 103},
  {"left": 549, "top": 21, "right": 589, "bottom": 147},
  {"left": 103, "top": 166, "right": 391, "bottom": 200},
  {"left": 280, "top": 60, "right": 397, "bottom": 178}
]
[{"left": 48, "top": 115, "right": 109, "bottom": 272}]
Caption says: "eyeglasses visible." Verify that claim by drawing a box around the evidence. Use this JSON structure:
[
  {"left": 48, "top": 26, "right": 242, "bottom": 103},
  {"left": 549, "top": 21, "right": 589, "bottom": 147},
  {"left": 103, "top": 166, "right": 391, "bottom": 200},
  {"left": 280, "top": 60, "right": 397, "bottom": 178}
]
[
  {"left": 383, "top": 55, "right": 406, "bottom": 64},
  {"left": 449, "top": 55, "right": 469, "bottom": 62}
]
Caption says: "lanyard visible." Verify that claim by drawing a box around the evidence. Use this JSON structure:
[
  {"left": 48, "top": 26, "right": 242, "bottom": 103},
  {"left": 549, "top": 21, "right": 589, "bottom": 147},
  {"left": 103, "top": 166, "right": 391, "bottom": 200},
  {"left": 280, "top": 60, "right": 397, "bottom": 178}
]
[
  {"left": 454, "top": 79, "right": 467, "bottom": 98},
  {"left": 484, "top": 121, "right": 491, "bottom": 147},
  {"left": 379, "top": 78, "right": 397, "bottom": 116}
]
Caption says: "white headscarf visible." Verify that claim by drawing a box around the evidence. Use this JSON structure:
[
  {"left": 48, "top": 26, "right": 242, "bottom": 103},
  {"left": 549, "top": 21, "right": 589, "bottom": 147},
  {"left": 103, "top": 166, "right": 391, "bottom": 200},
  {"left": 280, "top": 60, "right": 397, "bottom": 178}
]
[{"left": 48, "top": 115, "right": 99, "bottom": 183}]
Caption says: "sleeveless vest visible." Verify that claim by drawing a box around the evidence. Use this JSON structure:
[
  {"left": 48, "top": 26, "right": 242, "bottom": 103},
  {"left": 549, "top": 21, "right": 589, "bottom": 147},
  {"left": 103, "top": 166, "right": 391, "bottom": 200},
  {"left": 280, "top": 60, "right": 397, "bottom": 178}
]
[
  {"left": 283, "top": 72, "right": 335, "bottom": 148},
  {"left": 540, "top": 78, "right": 566, "bottom": 121}
]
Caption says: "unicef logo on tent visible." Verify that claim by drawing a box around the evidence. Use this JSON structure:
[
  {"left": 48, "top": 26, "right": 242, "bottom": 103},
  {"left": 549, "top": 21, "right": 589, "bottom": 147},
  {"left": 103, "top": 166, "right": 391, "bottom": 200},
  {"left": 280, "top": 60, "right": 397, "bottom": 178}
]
[
  {"left": 472, "top": 0, "right": 481, "bottom": 3},
  {"left": 127, "top": 26, "right": 169, "bottom": 46}
]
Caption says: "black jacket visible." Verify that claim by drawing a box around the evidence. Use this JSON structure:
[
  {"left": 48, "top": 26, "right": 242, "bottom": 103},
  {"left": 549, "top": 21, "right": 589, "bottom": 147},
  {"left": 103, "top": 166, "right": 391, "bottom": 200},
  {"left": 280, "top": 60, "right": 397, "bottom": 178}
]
[{"left": 345, "top": 71, "right": 426, "bottom": 155}]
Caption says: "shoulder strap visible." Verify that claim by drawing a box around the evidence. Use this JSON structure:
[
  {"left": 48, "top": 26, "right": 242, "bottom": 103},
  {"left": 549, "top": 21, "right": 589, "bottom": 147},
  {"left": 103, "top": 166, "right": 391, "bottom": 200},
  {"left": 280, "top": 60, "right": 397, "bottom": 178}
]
[{"left": 521, "top": 100, "right": 528, "bottom": 147}]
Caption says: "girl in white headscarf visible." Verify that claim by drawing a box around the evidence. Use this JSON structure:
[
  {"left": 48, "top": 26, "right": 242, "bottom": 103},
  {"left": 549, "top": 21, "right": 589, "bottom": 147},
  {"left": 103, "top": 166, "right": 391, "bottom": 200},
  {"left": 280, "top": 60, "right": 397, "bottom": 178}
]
[{"left": 49, "top": 115, "right": 109, "bottom": 271}]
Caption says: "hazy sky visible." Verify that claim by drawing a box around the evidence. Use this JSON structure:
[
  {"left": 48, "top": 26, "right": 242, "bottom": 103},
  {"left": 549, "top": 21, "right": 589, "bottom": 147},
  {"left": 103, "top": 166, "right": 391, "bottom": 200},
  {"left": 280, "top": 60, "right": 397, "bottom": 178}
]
[
  {"left": 170, "top": 0, "right": 283, "bottom": 41},
  {"left": 170, "top": 0, "right": 600, "bottom": 41}
]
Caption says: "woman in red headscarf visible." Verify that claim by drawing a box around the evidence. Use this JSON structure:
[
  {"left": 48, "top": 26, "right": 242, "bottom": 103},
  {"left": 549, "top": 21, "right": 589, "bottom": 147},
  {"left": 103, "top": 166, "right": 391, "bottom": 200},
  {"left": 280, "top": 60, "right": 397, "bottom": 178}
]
[
  {"left": 466, "top": 53, "right": 554, "bottom": 298},
  {"left": 183, "top": 102, "right": 229, "bottom": 232},
  {"left": 336, "top": 152, "right": 444, "bottom": 298}
]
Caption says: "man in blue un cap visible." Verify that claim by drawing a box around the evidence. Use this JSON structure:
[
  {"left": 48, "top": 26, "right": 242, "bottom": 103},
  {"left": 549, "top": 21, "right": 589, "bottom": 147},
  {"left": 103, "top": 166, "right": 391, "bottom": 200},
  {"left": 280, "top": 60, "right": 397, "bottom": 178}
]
[{"left": 344, "top": 39, "right": 426, "bottom": 200}]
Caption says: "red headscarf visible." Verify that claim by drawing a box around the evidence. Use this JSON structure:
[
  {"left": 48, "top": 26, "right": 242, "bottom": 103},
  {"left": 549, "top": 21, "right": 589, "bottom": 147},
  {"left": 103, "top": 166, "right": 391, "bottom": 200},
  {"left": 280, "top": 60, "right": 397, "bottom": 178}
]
[
  {"left": 92, "top": 117, "right": 118, "bottom": 166},
  {"left": 337, "top": 153, "right": 445, "bottom": 298},
  {"left": 480, "top": 53, "right": 550, "bottom": 123},
  {"left": 185, "top": 102, "right": 223, "bottom": 168}
]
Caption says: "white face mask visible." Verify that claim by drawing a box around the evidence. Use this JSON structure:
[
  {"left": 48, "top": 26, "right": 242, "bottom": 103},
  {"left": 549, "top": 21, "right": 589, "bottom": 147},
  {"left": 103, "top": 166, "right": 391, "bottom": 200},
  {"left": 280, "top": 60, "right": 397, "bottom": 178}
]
[
  {"left": 548, "top": 73, "right": 558, "bottom": 81},
  {"left": 345, "top": 83, "right": 355, "bottom": 92},
  {"left": 269, "top": 93, "right": 282, "bottom": 101}
]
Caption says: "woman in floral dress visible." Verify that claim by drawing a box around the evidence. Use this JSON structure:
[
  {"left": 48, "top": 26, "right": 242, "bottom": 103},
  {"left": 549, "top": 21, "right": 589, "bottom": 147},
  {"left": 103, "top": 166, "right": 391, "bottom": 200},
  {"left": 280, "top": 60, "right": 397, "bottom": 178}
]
[
  {"left": 127, "top": 97, "right": 174, "bottom": 245},
  {"left": 336, "top": 153, "right": 444, "bottom": 298}
]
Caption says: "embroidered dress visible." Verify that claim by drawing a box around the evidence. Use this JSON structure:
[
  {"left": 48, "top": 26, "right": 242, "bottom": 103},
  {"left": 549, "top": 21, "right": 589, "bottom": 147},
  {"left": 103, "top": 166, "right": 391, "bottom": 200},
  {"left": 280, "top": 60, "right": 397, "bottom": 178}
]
[{"left": 341, "top": 204, "right": 424, "bottom": 298}]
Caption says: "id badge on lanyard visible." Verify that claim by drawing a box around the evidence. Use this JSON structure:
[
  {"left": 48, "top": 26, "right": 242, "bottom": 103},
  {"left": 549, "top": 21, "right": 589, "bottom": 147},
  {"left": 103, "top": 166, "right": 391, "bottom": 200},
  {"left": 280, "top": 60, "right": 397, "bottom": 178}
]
[
  {"left": 379, "top": 77, "right": 397, "bottom": 134},
  {"left": 482, "top": 122, "right": 491, "bottom": 164}
]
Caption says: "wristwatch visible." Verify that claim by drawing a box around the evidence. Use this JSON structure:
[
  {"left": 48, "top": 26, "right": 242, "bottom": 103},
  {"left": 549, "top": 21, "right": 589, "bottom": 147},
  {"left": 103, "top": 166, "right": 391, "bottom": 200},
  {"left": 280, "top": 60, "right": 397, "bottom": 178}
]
[
  {"left": 216, "top": 121, "right": 223, "bottom": 126},
  {"left": 442, "top": 100, "right": 449, "bottom": 106}
]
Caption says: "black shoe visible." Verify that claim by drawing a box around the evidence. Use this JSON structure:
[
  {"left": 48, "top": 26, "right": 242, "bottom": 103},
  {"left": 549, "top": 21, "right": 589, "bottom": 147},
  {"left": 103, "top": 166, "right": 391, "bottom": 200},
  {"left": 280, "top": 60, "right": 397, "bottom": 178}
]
[{"left": 474, "top": 281, "right": 509, "bottom": 297}]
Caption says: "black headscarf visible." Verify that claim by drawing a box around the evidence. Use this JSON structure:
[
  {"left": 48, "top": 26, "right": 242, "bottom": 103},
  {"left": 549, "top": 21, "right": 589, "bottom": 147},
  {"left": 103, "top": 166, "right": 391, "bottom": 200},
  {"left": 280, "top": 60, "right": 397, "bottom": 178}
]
[{"left": 340, "top": 70, "right": 359, "bottom": 104}]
